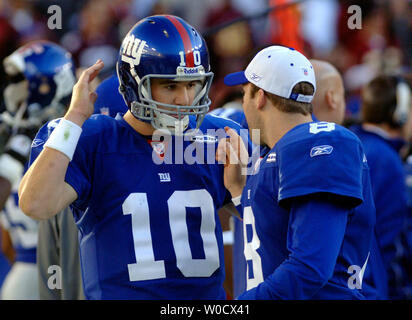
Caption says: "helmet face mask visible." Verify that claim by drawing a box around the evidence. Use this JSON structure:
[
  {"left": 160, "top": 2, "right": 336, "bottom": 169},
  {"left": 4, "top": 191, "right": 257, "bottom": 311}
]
[
  {"left": 117, "top": 15, "right": 214, "bottom": 135},
  {"left": 134, "top": 72, "right": 213, "bottom": 135}
]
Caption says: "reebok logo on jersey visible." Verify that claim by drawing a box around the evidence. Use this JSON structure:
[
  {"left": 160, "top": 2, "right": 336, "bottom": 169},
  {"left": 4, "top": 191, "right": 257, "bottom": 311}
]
[
  {"left": 310, "top": 145, "right": 333, "bottom": 157},
  {"left": 32, "top": 138, "right": 45, "bottom": 148}
]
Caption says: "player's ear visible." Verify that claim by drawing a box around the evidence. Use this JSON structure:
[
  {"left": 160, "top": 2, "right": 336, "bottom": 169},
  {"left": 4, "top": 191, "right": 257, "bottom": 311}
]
[
  {"left": 325, "top": 89, "right": 337, "bottom": 110},
  {"left": 256, "top": 88, "right": 266, "bottom": 110}
]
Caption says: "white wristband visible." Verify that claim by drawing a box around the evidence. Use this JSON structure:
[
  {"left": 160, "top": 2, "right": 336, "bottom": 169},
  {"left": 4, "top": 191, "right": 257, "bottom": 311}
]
[
  {"left": 44, "top": 118, "right": 82, "bottom": 161},
  {"left": 231, "top": 195, "right": 242, "bottom": 206}
]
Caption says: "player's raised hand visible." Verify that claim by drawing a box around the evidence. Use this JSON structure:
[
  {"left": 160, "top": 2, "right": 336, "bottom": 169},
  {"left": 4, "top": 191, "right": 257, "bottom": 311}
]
[
  {"left": 216, "top": 126, "right": 248, "bottom": 198},
  {"left": 64, "top": 59, "right": 104, "bottom": 126}
]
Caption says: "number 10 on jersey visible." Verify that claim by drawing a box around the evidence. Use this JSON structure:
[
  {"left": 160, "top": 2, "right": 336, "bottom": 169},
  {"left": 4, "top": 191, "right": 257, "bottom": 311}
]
[{"left": 122, "top": 189, "right": 220, "bottom": 281}]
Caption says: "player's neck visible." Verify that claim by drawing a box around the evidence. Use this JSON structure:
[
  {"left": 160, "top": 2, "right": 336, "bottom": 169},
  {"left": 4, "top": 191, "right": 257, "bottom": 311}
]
[
  {"left": 264, "top": 111, "right": 313, "bottom": 149},
  {"left": 123, "top": 111, "right": 155, "bottom": 136}
]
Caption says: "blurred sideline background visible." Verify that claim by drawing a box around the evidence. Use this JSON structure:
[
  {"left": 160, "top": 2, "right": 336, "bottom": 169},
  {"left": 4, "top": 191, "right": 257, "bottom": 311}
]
[{"left": 0, "top": 0, "right": 411, "bottom": 123}]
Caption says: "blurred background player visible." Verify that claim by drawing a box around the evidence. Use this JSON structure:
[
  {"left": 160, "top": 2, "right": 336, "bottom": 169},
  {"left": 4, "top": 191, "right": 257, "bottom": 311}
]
[
  {"left": 310, "top": 58, "right": 389, "bottom": 299},
  {"left": 349, "top": 75, "right": 411, "bottom": 299},
  {"left": 310, "top": 59, "right": 346, "bottom": 124},
  {"left": 0, "top": 40, "right": 76, "bottom": 299},
  {"left": 208, "top": 90, "right": 246, "bottom": 129},
  {"left": 93, "top": 73, "right": 129, "bottom": 117}
]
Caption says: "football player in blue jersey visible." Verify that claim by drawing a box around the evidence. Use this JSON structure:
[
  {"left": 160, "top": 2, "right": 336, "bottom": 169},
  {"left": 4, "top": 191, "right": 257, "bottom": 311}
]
[
  {"left": 0, "top": 40, "right": 76, "bottom": 299},
  {"left": 19, "top": 15, "right": 247, "bottom": 300},
  {"left": 218, "top": 45, "right": 376, "bottom": 299},
  {"left": 349, "top": 75, "right": 411, "bottom": 299},
  {"left": 230, "top": 58, "right": 352, "bottom": 299}
]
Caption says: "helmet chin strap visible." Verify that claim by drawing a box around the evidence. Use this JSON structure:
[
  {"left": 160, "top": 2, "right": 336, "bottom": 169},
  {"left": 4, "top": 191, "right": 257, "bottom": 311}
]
[{"left": 152, "top": 111, "right": 189, "bottom": 135}]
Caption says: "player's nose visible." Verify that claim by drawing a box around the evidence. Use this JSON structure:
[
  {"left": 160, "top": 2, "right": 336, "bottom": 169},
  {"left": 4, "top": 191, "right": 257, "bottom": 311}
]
[{"left": 173, "top": 86, "right": 191, "bottom": 106}]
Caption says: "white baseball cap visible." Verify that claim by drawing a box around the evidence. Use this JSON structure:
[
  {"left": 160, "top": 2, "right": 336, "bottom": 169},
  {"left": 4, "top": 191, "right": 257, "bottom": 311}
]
[{"left": 224, "top": 45, "right": 316, "bottom": 103}]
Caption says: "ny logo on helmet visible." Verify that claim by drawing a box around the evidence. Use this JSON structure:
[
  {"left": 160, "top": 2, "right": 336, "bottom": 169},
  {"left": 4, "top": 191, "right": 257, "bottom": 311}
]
[{"left": 121, "top": 34, "right": 147, "bottom": 69}]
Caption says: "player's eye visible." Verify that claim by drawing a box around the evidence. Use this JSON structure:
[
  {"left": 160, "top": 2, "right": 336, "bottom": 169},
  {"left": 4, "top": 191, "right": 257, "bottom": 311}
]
[
  {"left": 165, "top": 84, "right": 176, "bottom": 90},
  {"left": 187, "top": 81, "right": 200, "bottom": 88}
]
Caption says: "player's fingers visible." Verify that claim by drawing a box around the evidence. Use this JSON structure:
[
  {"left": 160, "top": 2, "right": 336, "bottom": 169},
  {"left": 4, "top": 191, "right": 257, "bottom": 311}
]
[
  {"left": 227, "top": 141, "right": 240, "bottom": 165},
  {"left": 216, "top": 138, "right": 227, "bottom": 164},
  {"left": 78, "top": 60, "right": 104, "bottom": 85},
  {"left": 225, "top": 127, "right": 248, "bottom": 165},
  {"left": 88, "top": 60, "right": 104, "bottom": 83},
  {"left": 225, "top": 127, "right": 242, "bottom": 155}
]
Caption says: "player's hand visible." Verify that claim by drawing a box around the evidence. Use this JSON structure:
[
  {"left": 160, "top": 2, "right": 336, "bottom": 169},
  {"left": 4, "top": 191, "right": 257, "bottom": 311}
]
[
  {"left": 64, "top": 59, "right": 104, "bottom": 126},
  {"left": 216, "top": 127, "right": 248, "bottom": 198}
]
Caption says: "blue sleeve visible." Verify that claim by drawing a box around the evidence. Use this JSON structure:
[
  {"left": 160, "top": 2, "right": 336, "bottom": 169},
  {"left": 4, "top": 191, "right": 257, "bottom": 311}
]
[
  {"left": 237, "top": 195, "right": 349, "bottom": 300},
  {"left": 204, "top": 114, "right": 253, "bottom": 157},
  {"left": 64, "top": 139, "right": 93, "bottom": 211},
  {"left": 277, "top": 134, "right": 365, "bottom": 209},
  {"left": 28, "top": 118, "right": 93, "bottom": 212},
  {"left": 63, "top": 120, "right": 104, "bottom": 211}
]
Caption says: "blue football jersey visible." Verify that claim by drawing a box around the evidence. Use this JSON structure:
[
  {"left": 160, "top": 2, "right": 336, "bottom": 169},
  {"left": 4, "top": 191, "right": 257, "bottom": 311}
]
[
  {"left": 209, "top": 107, "right": 246, "bottom": 128},
  {"left": 29, "top": 113, "right": 246, "bottom": 300},
  {"left": 236, "top": 121, "right": 376, "bottom": 299},
  {"left": 350, "top": 124, "right": 408, "bottom": 299}
]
